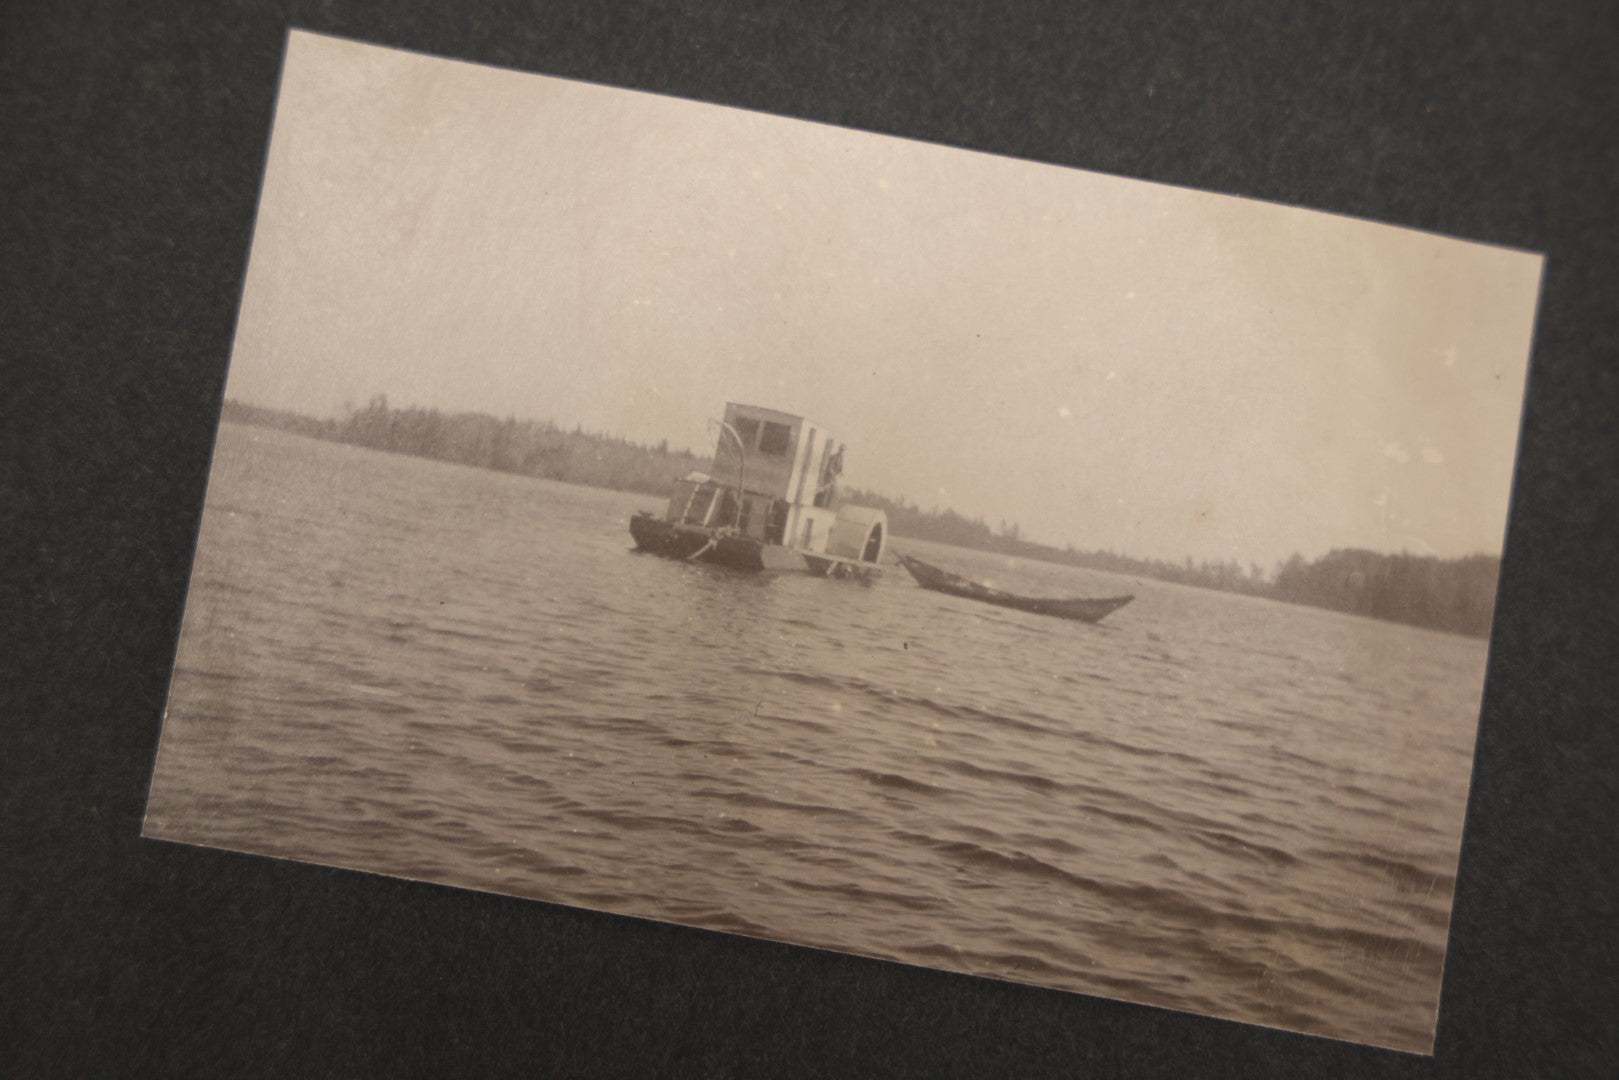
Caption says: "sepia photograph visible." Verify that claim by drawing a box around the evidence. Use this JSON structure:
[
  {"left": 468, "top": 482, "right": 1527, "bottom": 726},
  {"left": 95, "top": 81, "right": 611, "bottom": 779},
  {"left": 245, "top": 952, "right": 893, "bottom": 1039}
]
[{"left": 144, "top": 29, "right": 1543, "bottom": 1054}]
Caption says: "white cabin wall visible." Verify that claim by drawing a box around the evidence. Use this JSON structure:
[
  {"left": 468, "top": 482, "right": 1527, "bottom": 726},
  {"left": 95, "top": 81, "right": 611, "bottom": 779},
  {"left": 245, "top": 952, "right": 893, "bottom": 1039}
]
[{"left": 786, "top": 505, "right": 839, "bottom": 553}]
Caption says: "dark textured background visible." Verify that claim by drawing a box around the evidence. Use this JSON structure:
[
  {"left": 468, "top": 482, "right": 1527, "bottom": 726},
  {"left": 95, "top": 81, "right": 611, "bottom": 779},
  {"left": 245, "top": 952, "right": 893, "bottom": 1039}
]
[{"left": 4, "top": 2, "right": 1616, "bottom": 1076}]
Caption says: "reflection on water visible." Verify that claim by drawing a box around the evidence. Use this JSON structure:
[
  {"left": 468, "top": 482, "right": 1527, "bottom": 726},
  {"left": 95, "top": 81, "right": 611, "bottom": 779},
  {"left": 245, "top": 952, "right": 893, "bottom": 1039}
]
[{"left": 147, "top": 423, "right": 1488, "bottom": 1052}]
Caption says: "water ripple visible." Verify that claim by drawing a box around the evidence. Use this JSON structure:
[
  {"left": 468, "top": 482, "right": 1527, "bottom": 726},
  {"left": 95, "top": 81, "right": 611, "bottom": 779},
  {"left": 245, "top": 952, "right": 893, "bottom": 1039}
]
[{"left": 144, "top": 424, "right": 1487, "bottom": 1054}]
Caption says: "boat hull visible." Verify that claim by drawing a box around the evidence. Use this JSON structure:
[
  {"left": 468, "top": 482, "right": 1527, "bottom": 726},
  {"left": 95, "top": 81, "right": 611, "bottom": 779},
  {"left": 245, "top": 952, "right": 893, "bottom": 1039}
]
[
  {"left": 896, "top": 553, "right": 1132, "bottom": 623},
  {"left": 630, "top": 512, "right": 878, "bottom": 577}
]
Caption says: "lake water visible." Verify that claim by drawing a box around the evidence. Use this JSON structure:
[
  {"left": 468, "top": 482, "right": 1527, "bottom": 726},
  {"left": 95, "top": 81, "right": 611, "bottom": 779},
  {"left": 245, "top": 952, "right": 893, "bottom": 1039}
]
[{"left": 146, "top": 422, "right": 1489, "bottom": 1052}]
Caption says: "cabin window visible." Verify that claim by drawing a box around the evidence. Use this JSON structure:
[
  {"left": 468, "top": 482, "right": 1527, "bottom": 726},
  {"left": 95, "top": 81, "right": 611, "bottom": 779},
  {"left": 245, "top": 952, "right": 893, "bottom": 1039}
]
[
  {"left": 764, "top": 500, "right": 788, "bottom": 544},
  {"left": 733, "top": 417, "right": 760, "bottom": 448},
  {"left": 717, "top": 489, "right": 739, "bottom": 528},
  {"left": 737, "top": 496, "right": 754, "bottom": 536},
  {"left": 685, "top": 486, "right": 716, "bottom": 525},
  {"left": 759, "top": 421, "right": 792, "bottom": 456}
]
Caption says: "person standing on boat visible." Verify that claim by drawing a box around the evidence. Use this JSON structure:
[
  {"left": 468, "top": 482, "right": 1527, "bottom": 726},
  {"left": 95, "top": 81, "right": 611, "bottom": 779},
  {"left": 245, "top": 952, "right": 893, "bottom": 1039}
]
[{"left": 816, "top": 443, "right": 845, "bottom": 507}]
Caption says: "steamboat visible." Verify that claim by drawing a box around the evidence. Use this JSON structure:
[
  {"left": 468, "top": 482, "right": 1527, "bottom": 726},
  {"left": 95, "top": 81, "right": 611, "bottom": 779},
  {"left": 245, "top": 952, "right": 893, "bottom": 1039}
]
[{"left": 629, "top": 404, "right": 888, "bottom": 578}]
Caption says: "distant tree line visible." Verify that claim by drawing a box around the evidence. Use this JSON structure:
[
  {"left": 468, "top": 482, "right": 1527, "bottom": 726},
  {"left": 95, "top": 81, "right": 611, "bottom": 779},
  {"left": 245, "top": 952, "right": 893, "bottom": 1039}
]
[
  {"left": 221, "top": 397, "right": 710, "bottom": 498},
  {"left": 1270, "top": 548, "right": 1499, "bottom": 638},
  {"left": 223, "top": 398, "right": 1499, "bottom": 637}
]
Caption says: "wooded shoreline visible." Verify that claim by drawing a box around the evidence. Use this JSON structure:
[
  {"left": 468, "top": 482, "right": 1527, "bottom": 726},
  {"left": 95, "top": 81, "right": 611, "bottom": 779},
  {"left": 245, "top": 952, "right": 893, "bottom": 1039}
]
[{"left": 221, "top": 397, "right": 1500, "bottom": 638}]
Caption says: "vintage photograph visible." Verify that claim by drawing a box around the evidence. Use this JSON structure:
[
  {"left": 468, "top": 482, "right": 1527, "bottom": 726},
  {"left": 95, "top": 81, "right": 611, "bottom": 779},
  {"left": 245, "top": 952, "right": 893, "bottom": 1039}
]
[{"left": 145, "top": 30, "right": 1542, "bottom": 1053}]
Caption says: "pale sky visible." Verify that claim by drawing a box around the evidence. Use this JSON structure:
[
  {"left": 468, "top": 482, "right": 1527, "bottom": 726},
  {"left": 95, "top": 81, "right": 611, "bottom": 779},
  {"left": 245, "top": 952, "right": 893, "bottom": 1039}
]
[{"left": 225, "top": 31, "right": 1543, "bottom": 567}]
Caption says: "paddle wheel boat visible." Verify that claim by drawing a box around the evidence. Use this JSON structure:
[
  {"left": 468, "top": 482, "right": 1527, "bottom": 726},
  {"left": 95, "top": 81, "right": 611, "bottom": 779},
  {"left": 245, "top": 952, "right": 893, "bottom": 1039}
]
[{"left": 629, "top": 403, "right": 888, "bottom": 578}]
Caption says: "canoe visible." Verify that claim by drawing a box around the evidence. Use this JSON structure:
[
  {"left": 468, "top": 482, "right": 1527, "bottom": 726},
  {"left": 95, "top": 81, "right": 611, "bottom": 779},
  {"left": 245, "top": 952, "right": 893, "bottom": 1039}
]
[{"left": 895, "top": 553, "right": 1133, "bottom": 624}]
